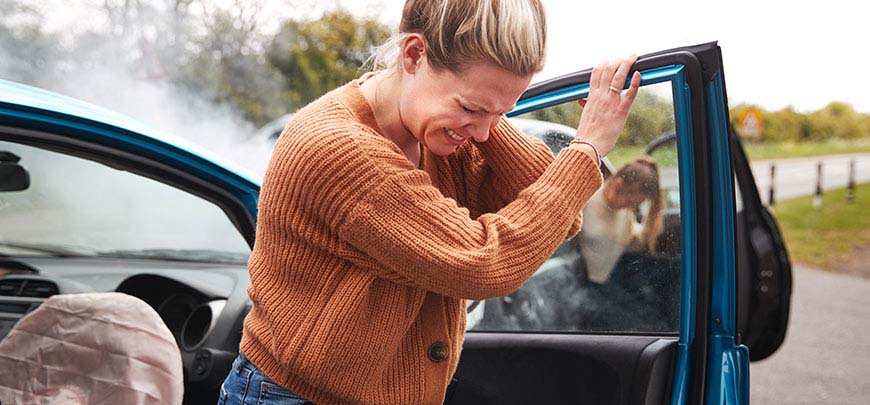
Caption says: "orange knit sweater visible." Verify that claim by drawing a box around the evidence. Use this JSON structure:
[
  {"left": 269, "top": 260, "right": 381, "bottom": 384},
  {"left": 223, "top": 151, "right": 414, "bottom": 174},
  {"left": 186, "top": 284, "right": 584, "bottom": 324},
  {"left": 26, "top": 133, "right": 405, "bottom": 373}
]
[{"left": 240, "top": 77, "right": 603, "bottom": 404}]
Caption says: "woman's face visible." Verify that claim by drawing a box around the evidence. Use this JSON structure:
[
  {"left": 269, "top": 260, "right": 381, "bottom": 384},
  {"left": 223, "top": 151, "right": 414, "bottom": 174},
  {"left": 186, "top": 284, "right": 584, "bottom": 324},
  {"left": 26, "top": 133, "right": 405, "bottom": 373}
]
[{"left": 398, "top": 57, "right": 532, "bottom": 156}]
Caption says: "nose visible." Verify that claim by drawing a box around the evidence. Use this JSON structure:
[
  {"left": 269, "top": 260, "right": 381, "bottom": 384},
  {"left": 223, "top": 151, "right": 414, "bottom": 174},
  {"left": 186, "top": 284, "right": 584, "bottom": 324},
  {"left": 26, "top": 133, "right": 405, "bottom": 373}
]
[{"left": 466, "top": 114, "right": 501, "bottom": 142}]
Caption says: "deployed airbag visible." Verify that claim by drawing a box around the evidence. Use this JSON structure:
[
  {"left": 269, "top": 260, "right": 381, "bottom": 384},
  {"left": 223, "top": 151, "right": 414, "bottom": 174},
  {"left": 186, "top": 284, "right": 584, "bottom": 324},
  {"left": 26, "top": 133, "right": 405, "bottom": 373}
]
[{"left": 0, "top": 292, "right": 183, "bottom": 404}]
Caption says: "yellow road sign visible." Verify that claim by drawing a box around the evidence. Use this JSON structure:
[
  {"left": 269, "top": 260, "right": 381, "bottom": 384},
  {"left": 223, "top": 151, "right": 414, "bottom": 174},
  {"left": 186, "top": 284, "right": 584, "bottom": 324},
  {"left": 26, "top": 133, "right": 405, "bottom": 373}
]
[{"left": 739, "top": 109, "right": 763, "bottom": 138}]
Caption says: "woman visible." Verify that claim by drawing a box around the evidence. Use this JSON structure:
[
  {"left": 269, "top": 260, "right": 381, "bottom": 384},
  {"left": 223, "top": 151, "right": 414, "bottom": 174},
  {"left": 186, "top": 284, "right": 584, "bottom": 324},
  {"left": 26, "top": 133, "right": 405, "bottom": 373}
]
[
  {"left": 220, "top": 0, "right": 641, "bottom": 403},
  {"left": 579, "top": 156, "right": 665, "bottom": 283}
]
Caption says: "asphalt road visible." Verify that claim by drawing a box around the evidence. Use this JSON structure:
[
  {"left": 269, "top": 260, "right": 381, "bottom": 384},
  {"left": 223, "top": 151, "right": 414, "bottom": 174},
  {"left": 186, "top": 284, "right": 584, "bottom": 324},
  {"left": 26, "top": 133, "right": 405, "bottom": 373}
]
[
  {"left": 750, "top": 153, "right": 870, "bottom": 204},
  {"left": 750, "top": 265, "right": 870, "bottom": 404}
]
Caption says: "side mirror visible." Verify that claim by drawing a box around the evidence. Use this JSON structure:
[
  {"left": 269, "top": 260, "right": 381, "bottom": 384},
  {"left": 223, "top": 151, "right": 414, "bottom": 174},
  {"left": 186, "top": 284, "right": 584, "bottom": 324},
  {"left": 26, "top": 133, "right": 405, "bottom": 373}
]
[{"left": 0, "top": 151, "right": 30, "bottom": 192}]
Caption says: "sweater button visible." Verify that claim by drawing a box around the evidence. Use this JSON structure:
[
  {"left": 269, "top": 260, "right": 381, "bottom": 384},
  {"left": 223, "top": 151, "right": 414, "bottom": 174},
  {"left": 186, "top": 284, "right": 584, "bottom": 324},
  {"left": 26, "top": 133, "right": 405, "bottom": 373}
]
[{"left": 428, "top": 342, "right": 449, "bottom": 363}]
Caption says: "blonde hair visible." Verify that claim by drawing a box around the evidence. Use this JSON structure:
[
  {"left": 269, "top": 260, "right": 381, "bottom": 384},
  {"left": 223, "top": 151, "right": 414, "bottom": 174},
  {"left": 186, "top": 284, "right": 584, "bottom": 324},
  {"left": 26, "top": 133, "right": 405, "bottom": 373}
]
[
  {"left": 371, "top": 0, "right": 547, "bottom": 75},
  {"left": 615, "top": 156, "right": 665, "bottom": 253}
]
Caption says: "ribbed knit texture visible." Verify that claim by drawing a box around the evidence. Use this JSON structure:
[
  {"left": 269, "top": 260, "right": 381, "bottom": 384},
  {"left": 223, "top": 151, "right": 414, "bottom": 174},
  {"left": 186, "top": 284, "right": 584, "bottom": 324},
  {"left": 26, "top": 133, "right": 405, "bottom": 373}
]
[{"left": 240, "top": 78, "right": 603, "bottom": 404}]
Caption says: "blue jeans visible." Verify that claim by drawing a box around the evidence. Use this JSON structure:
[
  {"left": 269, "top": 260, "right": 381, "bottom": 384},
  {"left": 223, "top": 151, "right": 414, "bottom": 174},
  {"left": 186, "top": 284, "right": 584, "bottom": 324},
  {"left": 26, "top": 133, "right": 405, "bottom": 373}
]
[{"left": 218, "top": 353, "right": 314, "bottom": 405}]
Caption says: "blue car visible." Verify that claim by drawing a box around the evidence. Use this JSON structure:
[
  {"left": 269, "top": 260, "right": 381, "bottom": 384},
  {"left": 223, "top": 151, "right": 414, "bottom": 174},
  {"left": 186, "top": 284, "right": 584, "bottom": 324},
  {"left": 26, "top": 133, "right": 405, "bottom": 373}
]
[{"left": 0, "top": 42, "right": 790, "bottom": 404}]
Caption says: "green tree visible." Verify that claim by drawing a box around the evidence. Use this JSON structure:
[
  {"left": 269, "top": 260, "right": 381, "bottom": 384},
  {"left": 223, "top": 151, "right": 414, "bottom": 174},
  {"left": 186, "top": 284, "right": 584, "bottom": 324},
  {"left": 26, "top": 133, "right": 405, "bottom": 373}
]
[
  {"left": 730, "top": 102, "right": 870, "bottom": 142},
  {"left": 267, "top": 9, "right": 392, "bottom": 108},
  {"left": 620, "top": 91, "right": 675, "bottom": 146},
  {"left": 526, "top": 90, "right": 675, "bottom": 147},
  {"left": 764, "top": 106, "right": 810, "bottom": 142},
  {"left": 179, "top": 3, "right": 290, "bottom": 126},
  {"left": 807, "top": 102, "right": 863, "bottom": 140},
  {"left": 528, "top": 103, "right": 581, "bottom": 131}
]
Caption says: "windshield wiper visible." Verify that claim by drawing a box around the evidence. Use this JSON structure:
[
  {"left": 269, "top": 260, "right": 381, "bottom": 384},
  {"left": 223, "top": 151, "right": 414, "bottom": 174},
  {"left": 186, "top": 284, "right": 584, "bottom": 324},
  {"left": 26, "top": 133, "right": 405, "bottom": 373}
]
[
  {"left": 97, "top": 249, "right": 249, "bottom": 264},
  {"left": 0, "top": 241, "right": 93, "bottom": 257}
]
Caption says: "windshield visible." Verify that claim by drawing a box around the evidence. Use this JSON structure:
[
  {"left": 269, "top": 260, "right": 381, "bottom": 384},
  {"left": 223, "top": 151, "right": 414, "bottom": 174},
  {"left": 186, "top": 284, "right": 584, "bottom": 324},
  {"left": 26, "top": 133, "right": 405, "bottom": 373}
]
[{"left": 0, "top": 141, "right": 250, "bottom": 264}]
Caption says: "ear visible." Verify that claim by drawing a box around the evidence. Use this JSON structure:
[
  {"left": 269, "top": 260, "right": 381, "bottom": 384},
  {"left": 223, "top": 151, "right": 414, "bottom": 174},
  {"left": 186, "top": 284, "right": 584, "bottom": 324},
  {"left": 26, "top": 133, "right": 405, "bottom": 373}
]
[{"left": 400, "top": 34, "right": 427, "bottom": 75}]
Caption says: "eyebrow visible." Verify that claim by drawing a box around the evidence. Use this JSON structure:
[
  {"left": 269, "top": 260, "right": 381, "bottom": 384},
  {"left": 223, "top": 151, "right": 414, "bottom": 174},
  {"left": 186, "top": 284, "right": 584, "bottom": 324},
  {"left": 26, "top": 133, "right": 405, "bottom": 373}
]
[{"left": 460, "top": 97, "right": 514, "bottom": 115}]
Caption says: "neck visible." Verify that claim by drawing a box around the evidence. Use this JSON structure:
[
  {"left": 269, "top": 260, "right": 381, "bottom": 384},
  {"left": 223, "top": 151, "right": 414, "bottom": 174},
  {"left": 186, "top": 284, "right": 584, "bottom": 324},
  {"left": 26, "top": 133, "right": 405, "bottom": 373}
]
[{"left": 360, "top": 71, "right": 420, "bottom": 161}]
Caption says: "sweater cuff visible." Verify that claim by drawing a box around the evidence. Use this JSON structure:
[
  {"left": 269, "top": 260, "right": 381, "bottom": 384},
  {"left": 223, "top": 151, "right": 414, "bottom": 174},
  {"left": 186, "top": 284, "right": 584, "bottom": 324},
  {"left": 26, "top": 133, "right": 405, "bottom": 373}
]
[{"left": 539, "top": 143, "right": 604, "bottom": 214}]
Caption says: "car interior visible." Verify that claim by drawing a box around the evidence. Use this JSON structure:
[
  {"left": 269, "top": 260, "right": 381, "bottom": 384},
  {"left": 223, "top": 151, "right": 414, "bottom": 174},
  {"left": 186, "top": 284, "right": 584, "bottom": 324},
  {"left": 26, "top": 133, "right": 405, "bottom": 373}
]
[
  {"left": 1, "top": 119, "right": 683, "bottom": 404},
  {"left": 1, "top": 43, "right": 791, "bottom": 405},
  {"left": 0, "top": 93, "right": 684, "bottom": 405},
  {"left": 0, "top": 135, "right": 252, "bottom": 404}
]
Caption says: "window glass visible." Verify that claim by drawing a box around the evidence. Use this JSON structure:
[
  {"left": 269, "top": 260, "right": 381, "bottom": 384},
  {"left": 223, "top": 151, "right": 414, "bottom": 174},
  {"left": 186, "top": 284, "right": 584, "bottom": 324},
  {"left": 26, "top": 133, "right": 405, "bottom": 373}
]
[
  {"left": 467, "top": 82, "right": 681, "bottom": 333},
  {"left": 0, "top": 141, "right": 250, "bottom": 264}
]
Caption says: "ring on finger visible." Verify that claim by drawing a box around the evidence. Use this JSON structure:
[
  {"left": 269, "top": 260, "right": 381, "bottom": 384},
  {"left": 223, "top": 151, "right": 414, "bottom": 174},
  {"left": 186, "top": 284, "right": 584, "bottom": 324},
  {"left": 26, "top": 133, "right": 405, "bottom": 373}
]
[{"left": 608, "top": 85, "right": 621, "bottom": 94}]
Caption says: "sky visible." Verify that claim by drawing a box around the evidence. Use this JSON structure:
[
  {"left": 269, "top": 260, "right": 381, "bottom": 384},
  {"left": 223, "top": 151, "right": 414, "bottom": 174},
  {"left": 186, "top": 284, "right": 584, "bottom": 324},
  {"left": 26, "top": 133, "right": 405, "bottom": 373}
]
[
  {"left": 10, "top": 0, "right": 866, "bottom": 176},
  {"left": 28, "top": 0, "right": 870, "bottom": 114},
  {"left": 261, "top": 0, "right": 869, "bottom": 114}
]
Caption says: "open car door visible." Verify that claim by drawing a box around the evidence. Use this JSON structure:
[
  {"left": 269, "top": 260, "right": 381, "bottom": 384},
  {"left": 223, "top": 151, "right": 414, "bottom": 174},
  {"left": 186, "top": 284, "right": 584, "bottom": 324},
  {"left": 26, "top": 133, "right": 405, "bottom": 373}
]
[{"left": 448, "top": 42, "right": 790, "bottom": 405}]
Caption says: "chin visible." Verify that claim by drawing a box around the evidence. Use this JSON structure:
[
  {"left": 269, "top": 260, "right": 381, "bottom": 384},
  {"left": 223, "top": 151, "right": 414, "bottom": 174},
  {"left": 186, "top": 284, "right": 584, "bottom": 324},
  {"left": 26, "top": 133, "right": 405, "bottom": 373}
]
[
  {"left": 423, "top": 133, "right": 462, "bottom": 156},
  {"left": 428, "top": 145, "right": 459, "bottom": 157}
]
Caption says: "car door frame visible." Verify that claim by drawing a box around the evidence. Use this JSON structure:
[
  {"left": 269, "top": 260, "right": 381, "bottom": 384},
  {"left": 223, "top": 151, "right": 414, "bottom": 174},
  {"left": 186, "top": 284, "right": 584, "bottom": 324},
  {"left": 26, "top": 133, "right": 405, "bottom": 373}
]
[
  {"left": 467, "top": 42, "right": 740, "bottom": 404},
  {"left": 0, "top": 82, "right": 261, "bottom": 248}
]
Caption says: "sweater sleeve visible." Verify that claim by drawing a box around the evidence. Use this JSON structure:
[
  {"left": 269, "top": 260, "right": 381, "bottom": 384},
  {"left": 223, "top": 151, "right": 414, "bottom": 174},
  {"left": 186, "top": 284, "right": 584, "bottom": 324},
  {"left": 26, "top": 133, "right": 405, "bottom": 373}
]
[
  {"left": 335, "top": 137, "right": 602, "bottom": 300},
  {"left": 471, "top": 119, "right": 585, "bottom": 238}
]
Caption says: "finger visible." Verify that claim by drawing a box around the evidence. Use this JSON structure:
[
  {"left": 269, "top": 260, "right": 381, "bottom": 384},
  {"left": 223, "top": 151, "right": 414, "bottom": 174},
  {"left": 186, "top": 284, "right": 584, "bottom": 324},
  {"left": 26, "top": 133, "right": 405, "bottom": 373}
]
[
  {"left": 589, "top": 63, "right": 602, "bottom": 91},
  {"left": 610, "top": 54, "right": 639, "bottom": 91},
  {"left": 597, "top": 59, "right": 618, "bottom": 90},
  {"left": 620, "top": 71, "right": 642, "bottom": 111}
]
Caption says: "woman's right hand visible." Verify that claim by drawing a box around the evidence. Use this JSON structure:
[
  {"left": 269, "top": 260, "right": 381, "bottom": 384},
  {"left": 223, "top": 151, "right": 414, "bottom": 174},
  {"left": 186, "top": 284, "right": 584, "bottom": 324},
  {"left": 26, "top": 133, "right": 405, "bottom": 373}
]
[{"left": 575, "top": 56, "right": 641, "bottom": 157}]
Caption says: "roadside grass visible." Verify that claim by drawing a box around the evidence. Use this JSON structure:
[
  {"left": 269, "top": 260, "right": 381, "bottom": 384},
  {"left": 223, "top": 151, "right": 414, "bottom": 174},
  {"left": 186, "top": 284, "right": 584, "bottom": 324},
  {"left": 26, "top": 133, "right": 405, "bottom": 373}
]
[
  {"left": 774, "top": 183, "right": 870, "bottom": 269},
  {"left": 743, "top": 138, "right": 870, "bottom": 161},
  {"left": 607, "top": 138, "right": 870, "bottom": 170},
  {"left": 607, "top": 145, "right": 676, "bottom": 169}
]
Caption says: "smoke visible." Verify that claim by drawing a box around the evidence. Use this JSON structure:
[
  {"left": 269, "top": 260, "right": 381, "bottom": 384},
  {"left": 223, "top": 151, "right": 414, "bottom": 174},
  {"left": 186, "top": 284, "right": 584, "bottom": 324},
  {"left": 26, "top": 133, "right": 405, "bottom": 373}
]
[
  {"left": 0, "top": 41, "right": 267, "bottom": 256},
  {"left": 0, "top": 1, "right": 287, "bottom": 257},
  {"left": 0, "top": 0, "right": 275, "bottom": 177},
  {"left": 49, "top": 58, "right": 273, "bottom": 177}
]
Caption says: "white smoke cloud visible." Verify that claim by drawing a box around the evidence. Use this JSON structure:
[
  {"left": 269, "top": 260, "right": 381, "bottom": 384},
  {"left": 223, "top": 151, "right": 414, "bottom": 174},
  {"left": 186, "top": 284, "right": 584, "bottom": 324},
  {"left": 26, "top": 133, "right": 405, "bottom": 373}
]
[{"left": 0, "top": 0, "right": 276, "bottom": 177}]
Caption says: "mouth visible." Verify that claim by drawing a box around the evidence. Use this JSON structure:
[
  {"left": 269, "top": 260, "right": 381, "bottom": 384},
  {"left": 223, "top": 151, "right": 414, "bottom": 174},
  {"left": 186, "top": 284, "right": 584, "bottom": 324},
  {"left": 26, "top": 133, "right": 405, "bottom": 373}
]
[{"left": 443, "top": 128, "right": 466, "bottom": 146}]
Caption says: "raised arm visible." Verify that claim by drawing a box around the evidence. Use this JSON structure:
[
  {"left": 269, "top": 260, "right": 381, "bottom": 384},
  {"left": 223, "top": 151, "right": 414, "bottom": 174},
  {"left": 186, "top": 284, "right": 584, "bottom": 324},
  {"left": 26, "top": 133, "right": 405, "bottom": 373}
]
[
  {"left": 336, "top": 139, "right": 602, "bottom": 300},
  {"left": 473, "top": 119, "right": 557, "bottom": 208}
]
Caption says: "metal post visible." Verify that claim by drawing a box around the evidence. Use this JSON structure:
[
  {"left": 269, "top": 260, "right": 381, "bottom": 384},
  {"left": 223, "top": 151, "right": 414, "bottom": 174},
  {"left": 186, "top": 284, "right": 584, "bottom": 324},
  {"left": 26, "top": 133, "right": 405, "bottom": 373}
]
[
  {"left": 846, "top": 159, "right": 856, "bottom": 203},
  {"left": 768, "top": 164, "right": 776, "bottom": 207},
  {"left": 813, "top": 161, "right": 823, "bottom": 210}
]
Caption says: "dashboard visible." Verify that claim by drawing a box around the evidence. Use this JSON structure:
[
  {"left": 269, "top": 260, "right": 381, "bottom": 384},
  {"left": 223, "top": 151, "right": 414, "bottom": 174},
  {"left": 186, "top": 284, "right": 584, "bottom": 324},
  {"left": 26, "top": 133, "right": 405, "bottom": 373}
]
[{"left": 0, "top": 256, "right": 251, "bottom": 404}]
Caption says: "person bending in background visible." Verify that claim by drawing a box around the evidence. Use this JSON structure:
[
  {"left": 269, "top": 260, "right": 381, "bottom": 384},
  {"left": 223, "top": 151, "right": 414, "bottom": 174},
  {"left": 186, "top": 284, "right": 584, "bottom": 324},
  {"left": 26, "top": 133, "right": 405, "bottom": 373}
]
[{"left": 579, "top": 156, "right": 665, "bottom": 283}]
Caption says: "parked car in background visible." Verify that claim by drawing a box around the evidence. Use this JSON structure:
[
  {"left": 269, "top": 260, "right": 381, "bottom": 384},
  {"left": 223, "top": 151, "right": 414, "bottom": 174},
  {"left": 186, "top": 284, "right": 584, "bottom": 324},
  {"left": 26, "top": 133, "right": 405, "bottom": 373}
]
[
  {"left": 0, "top": 42, "right": 790, "bottom": 404},
  {"left": 251, "top": 112, "right": 295, "bottom": 145}
]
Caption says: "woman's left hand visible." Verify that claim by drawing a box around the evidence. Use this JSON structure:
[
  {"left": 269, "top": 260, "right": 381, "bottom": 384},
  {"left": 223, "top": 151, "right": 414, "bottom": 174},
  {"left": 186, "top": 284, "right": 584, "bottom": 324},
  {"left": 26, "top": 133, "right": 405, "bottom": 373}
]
[{"left": 573, "top": 55, "right": 641, "bottom": 158}]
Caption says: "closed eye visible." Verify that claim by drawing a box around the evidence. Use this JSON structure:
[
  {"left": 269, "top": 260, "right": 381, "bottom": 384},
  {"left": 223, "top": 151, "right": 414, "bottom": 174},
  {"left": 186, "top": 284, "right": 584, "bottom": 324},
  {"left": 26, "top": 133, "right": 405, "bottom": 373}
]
[{"left": 461, "top": 104, "right": 476, "bottom": 114}]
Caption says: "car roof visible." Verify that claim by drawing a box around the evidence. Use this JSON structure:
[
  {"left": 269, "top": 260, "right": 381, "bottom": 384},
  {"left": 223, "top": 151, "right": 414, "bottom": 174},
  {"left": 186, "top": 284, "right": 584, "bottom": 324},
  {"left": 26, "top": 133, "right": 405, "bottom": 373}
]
[
  {"left": 252, "top": 112, "right": 295, "bottom": 142},
  {"left": 509, "top": 117, "right": 577, "bottom": 136},
  {"left": 0, "top": 79, "right": 261, "bottom": 186}
]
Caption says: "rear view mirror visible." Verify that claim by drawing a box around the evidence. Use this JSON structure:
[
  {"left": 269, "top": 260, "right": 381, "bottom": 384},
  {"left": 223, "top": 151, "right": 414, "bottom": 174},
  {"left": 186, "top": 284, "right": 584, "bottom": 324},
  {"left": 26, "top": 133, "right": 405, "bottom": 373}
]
[{"left": 0, "top": 151, "right": 30, "bottom": 192}]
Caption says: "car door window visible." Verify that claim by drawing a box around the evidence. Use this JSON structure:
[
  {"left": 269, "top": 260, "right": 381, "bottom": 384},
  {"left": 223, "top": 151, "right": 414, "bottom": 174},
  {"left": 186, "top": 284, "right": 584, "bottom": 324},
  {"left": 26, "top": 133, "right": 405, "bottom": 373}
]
[
  {"left": 0, "top": 141, "right": 250, "bottom": 263},
  {"left": 468, "top": 81, "right": 682, "bottom": 333}
]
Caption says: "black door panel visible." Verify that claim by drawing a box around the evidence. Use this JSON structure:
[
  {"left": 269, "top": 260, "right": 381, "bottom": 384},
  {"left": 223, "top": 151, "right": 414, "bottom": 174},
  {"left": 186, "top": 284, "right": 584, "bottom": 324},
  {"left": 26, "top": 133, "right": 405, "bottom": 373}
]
[
  {"left": 447, "top": 334, "right": 676, "bottom": 405},
  {"left": 730, "top": 128, "right": 792, "bottom": 360}
]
